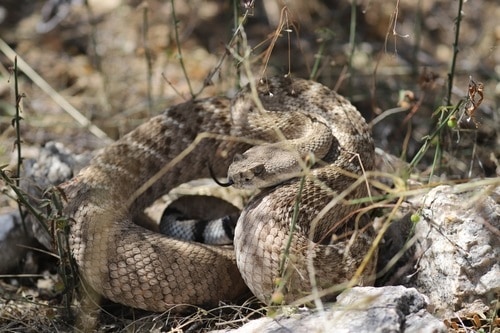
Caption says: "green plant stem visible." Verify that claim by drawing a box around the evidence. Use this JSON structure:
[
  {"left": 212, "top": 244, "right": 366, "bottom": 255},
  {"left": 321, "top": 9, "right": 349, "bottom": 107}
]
[
  {"left": 310, "top": 42, "right": 325, "bottom": 80},
  {"left": 408, "top": 101, "right": 463, "bottom": 173}
]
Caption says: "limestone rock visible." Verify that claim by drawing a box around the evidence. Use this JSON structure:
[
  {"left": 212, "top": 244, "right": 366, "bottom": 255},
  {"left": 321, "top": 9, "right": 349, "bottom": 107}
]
[
  {"left": 409, "top": 185, "right": 500, "bottom": 318},
  {"left": 214, "top": 286, "right": 446, "bottom": 333}
]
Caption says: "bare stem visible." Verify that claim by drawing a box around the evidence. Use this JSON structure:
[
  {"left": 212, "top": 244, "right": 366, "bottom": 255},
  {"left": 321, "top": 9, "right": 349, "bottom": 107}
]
[
  {"left": 170, "top": 0, "right": 194, "bottom": 98},
  {"left": 142, "top": 3, "right": 153, "bottom": 115},
  {"left": 347, "top": 0, "right": 357, "bottom": 93},
  {"left": 13, "top": 57, "right": 22, "bottom": 187},
  {"left": 446, "top": 0, "right": 464, "bottom": 106},
  {"left": 433, "top": 0, "right": 464, "bottom": 179},
  {"left": 196, "top": 2, "right": 253, "bottom": 95},
  {"left": 12, "top": 56, "right": 28, "bottom": 235}
]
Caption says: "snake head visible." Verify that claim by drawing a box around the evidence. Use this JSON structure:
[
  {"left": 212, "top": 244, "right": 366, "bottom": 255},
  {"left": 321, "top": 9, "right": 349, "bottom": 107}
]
[
  {"left": 228, "top": 160, "right": 265, "bottom": 189},
  {"left": 228, "top": 145, "right": 303, "bottom": 190}
]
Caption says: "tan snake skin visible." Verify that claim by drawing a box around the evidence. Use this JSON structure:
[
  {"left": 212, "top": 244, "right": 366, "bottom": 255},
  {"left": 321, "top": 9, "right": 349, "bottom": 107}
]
[{"left": 60, "top": 76, "right": 376, "bottom": 312}]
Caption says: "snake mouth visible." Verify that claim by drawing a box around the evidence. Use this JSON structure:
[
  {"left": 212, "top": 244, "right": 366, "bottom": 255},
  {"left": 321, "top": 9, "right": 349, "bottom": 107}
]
[{"left": 208, "top": 163, "right": 234, "bottom": 187}]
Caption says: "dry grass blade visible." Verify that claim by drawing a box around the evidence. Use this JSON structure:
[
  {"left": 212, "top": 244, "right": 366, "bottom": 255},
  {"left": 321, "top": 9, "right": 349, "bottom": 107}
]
[{"left": 0, "top": 38, "right": 111, "bottom": 143}]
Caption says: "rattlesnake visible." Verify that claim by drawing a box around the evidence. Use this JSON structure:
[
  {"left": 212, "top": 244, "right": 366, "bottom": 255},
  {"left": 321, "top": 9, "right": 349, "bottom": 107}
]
[{"left": 60, "top": 75, "right": 376, "bottom": 312}]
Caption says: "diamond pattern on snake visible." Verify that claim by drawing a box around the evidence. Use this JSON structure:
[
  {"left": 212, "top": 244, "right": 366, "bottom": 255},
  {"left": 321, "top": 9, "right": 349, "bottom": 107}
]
[{"left": 60, "top": 75, "right": 376, "bottom": 312}]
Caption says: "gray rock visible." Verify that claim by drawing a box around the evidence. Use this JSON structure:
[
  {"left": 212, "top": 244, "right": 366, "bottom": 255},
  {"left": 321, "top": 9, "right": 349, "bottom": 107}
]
[
  {"left": 214, "top": 286, "right": 446, "bottom": 333},
  {"left": 0, "top": 210, "right": 34, "bottom": 273},
  {"left": 0, "top": 142, "right": 93, "bottom": 271},
  {"left": 409, "top": 184, "right": 500, "bottom": 318}
]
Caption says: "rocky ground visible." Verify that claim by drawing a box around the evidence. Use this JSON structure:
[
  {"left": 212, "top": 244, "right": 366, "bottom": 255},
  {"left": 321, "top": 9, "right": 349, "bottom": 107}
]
[{"left": 0, "top": 0, "right": 498, "bottom": 332}]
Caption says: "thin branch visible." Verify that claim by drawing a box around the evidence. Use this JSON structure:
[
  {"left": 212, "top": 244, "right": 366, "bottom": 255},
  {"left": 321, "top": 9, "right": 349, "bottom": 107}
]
[
  {"left": 446, "top": 0, "right": 464, "bottom": 106},
  {"left": 142, "top": 2, "right": 154, "bottom": 115},
  {"left": 12, "top": 56, "right": 28, "bottom": 236},
  {"left": 170, "top": 0, "right": 194, "bottom": 98}
]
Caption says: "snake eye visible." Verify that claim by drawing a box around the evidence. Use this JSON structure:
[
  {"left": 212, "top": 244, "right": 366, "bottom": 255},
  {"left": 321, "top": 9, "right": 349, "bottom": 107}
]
[{"left": 252, "top": 165, "right": 264, "bottom": 175}]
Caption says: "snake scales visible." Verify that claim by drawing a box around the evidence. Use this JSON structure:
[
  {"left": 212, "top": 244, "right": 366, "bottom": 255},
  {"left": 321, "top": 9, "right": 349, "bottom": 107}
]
[{"left": 60, "top": 75, "right": 376, "bottom": 312}]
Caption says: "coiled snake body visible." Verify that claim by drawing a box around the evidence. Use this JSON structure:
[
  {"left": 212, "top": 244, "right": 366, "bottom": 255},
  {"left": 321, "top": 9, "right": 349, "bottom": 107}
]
[{"left": 61, "top": 76, "right": 376, "bottom": 312}]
